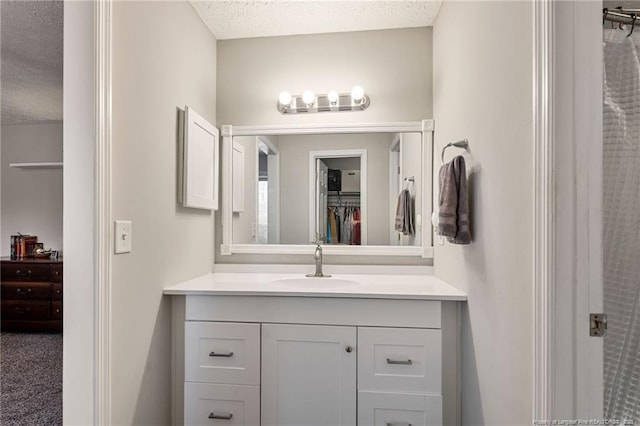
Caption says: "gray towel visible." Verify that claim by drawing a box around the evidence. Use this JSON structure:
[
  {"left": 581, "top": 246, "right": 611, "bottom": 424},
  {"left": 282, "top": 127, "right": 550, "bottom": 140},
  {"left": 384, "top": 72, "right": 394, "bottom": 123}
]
[
  {"left": 438, "top": 155, "right": 470, "bottom": 244},
  {"left": 394, "top": 189, "right": 414, "bottom": 235}
]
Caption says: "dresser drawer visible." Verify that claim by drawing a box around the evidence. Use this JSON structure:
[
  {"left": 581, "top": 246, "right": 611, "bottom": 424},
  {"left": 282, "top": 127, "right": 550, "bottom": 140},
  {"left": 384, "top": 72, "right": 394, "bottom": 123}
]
[
  {"left": 358, "top": 327, "right": 441, "bottom": 394},
  {"left": 185, "top": 383, "right": 259, "bottom": 426},
  {"left": 52, "top": 283, "right": 63, "bottom": 300},
  {"left": 358, "top": 391, "right": 443, "bottom": 426},
  {"left": 1, "top": 281, "right": 51, "bottom": 300},
  {"left": 185, "top": 322, "right": 260, "bottom": 385},
  {"left": 51, "top": 264, "right": 63, "bottom": 282},
  {"left": 1, "top": 301, "right": 50, "bottom": 320},
  {"left": 1, "top": 263, "right": 50, "bottom": 282}
]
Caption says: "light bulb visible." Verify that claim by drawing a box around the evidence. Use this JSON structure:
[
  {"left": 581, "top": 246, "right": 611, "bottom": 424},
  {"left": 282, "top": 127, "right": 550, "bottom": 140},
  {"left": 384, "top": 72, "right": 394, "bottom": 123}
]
[
  {"left": 302, "top": 90, "right": 315, "bottom": 106},
  {"left": 327, "top": 90, "right": 339, "bottom": 105},
  {"left": 278, "top": 91, "right": 292, "bottom": 106},
  {"left": 351, "top": 85, "right": 365, "bottom": 104}
]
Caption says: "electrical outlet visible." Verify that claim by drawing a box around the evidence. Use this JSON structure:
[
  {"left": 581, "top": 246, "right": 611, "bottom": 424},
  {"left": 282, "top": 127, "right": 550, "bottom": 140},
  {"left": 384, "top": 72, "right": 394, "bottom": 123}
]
[
  {"left": 251, "top": 222, "right": 257, "bottom": 237},
  {"left": 114, "top": 220, "right": 132, "bottom": 254}
]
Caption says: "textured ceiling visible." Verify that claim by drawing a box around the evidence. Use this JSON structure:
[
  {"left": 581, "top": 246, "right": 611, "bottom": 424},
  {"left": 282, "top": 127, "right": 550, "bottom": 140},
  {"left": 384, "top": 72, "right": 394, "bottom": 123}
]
[
  {"left": 189, "top": 0, "right": 442, "bottom": 40},
  {"left": 1, "top": 0, "right": 63, "bottom": 126}
]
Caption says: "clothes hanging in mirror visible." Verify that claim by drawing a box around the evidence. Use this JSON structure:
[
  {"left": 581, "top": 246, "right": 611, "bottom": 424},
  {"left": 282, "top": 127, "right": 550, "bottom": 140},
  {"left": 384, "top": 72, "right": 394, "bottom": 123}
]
[{"left": 327, "top": 206, "right": 361, "bottom": 245}]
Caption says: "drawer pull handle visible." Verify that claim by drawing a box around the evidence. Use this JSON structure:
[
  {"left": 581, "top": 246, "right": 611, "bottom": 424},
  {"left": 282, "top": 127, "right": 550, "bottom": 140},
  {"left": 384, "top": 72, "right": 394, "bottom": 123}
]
[
  {"left": 209, "top": 351, "right": 234, "bottom": 357},
  {"left": 16, "top": 269, "right": 32, "bottom": 277},
  {"left": 15, "top": 288, "right": 32, "bottom": 295},
  {"left": 386, "top": 358, "right": 413, "bottom": 365},
  {"left": 386, "top": 422, "right": 412, "bottom": 426},
  {"left": 208, "top": 412, "right": 233, "bottom": 420}
]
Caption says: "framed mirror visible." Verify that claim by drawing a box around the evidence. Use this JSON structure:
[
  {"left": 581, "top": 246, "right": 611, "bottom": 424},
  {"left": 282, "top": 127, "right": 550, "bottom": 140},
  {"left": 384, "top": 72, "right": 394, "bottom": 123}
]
[{"left": 221, "top": 120, "right": 433, "bottom": 258}]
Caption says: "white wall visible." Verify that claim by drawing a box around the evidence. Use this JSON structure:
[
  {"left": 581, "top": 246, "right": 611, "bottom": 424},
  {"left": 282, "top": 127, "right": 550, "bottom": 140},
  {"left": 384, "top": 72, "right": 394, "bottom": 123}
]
[
  {"left": 433, "top": 2, "right": 533, "bottom": 425},
  {"left": 1, "top": 123, "right": 63, "bottom": 255},
  {"left": 217, "top": 29, "right": 431, "bottom": 263},
  {"left": 399, "top": 132, "right": 422, "bottom": 247},
  {"left": 110, "top": 2, "right": 216, "bottom": 424},
  {"left": 217, "top": 28, "right": 432, "bottom": 126}
]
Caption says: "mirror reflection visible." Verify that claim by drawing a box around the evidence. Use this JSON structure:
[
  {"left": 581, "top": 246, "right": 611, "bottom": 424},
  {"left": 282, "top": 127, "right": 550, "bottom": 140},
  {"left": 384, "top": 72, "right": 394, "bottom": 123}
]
[{"left": 231, "top": 132, "right": 422, "bottom": 246}]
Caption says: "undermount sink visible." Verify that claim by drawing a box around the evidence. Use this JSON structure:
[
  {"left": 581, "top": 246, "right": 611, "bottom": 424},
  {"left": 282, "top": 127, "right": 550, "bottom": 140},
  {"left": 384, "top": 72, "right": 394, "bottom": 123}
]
[{"left": 270, "top": 277, "right": 359, "bottom": 289}]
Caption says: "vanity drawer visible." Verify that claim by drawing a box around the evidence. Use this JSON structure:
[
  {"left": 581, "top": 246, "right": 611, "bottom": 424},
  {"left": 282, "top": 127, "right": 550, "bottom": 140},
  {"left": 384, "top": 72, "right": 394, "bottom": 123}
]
[
  {"left": 1, "top": 263, "right": 50, "bottom": 282},
  {"left": 358, "top": 327, "right": 441, "bottom": 394},
  {"left": 358, "top": 391, "right": 442, "bottom": 426},
  {"left": 185, "top": 322, "right": 260, "bottom": 385},
  {"left": 185, "top": 383, "right": 259, "bottom": 426},
  {"left": 1, "top": 281, "right": 51, "bottom": 300}
]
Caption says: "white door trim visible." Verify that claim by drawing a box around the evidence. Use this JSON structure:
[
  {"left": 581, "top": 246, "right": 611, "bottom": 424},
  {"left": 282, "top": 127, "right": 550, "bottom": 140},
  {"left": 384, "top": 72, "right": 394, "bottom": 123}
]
[
  {"left": 533, "top": 0, "right": 554, "bottom": 421},
  {"left": 96, "top": 0, "right": 113, "bottom": 424},
  {"left": 535, "top": 1, "right": 604, "bottom": 422},
  {"left": 555, "top": 1, "right": 604, "bottom": 419}
]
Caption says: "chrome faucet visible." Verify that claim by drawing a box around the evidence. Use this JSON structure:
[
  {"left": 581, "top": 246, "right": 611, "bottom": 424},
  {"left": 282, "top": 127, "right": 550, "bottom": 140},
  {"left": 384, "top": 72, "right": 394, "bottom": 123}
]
[{"left": 306, "top": 235, "right": 331, "bottom": 278}]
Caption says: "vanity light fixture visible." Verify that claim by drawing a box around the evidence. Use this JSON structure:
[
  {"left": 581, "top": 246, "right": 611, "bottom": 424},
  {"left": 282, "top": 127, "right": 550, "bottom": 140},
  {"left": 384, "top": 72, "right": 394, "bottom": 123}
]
[
  {"left": 302, "top": 90, "right": 316, "bottom": 106},
  {"left": 327, "top": 90, "right": 339, "bottom": 105},
  {"left": 278, "top": 91, "right": 292, "bottom": 107},
  {"left": 351, "top": 85, "right": 365, "bottom": 104},
  {"left": 276, "top": 86, "right": 371, "bottom": 114}
]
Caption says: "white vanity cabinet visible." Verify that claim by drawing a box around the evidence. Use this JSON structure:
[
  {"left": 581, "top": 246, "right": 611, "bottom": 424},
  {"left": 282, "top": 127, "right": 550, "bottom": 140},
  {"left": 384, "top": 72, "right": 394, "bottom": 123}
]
[
  {"left": 262, "top": 324, "right": 357, "bottom": 426},
  {"left": 170, "top": 293, "right": 462, "bottom": 426}
]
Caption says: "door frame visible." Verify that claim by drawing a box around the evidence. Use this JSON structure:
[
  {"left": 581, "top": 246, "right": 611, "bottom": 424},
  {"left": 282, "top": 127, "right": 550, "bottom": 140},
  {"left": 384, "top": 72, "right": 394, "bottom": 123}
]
[
  {"left": 78, "top": 0, "right": 603, "bottom": 423},
  {"left": 308, "top": 149, "right": 368, "bottom": 245},
  {"left": 534, "top": 0, "right": 603, "bottom": 421},
  {"left": 63, "top": 1, "right": 112, "bottom": 424}
]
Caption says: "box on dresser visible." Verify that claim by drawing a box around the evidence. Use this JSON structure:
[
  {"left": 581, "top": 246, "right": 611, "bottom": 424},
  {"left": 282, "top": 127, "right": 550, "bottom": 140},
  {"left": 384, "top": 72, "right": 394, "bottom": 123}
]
[{"left": 1, "top": 257, "right": 63, "bottom": 333}]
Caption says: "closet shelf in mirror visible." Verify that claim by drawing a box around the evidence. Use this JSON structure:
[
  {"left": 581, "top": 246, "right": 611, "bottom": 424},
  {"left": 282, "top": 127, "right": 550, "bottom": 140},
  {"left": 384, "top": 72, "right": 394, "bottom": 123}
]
[
  {"left": 328, "top": 192, "right": 360, "bottom": 196},
  {"left": 9, "top": 162, "right": 63, "bottom": 169}
]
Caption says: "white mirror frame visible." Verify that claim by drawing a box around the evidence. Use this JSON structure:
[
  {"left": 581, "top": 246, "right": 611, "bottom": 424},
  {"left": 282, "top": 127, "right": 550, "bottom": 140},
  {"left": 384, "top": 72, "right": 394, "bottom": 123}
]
[{"left": 220, "top": 120, "right": 434, "bottom": 258}]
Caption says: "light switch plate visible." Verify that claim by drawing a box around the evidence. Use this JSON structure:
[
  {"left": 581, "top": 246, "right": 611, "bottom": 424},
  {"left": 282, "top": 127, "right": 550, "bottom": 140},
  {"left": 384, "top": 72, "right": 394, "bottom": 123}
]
[{"left": 114, "top": 220, "right": 132, "bottom": 254}]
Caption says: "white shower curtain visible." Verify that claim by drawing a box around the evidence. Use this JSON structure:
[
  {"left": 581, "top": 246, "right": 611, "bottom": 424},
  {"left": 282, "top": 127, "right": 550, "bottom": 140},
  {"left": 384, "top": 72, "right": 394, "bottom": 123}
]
[{"left": 603, "top": 29, "right": 640, "bottom": 421}]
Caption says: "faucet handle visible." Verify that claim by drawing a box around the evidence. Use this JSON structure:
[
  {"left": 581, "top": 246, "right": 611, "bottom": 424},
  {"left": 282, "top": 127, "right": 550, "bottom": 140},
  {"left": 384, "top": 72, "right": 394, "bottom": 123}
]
[{"left": 311, "top": 232, "right": 323, "bottom": 246}]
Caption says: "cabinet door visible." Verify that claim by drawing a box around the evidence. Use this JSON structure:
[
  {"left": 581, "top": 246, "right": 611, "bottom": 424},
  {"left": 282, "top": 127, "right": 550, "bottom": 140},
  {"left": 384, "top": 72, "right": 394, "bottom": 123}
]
[{"left": 262, "top": 324, "right": 356, "bottom": 426}]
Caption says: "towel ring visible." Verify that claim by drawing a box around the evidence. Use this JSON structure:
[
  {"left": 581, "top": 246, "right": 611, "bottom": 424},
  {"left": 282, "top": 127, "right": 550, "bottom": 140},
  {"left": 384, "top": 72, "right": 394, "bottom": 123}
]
[{"left": 441, "top": 139, "right": 469, "bottom": 165}]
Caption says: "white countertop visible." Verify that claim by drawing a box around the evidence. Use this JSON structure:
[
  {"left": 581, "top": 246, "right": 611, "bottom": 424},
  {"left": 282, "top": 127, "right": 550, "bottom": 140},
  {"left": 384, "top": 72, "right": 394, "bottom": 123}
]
[{"left": 163, "top": 272, "right": 467, "bottom": 301}]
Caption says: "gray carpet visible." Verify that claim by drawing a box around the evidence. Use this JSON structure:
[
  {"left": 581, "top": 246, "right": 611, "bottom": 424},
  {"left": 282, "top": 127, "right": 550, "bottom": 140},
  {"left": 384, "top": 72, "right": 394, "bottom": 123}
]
[{"left": 0, "top": 332, "right": 62, "bottom": 426}]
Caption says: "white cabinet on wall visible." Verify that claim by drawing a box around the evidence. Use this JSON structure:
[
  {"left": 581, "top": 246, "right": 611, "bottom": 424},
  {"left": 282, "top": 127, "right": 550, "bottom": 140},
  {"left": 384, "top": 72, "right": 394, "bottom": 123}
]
[{"left": 170, "top": 292, "right": 463, "bottom": 426}]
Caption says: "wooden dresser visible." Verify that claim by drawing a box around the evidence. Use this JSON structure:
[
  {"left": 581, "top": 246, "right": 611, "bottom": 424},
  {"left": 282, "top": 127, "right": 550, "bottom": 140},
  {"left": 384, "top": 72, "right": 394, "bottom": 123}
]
[{"left": 1, "top": 257, "right": 63, "bottom": 333}]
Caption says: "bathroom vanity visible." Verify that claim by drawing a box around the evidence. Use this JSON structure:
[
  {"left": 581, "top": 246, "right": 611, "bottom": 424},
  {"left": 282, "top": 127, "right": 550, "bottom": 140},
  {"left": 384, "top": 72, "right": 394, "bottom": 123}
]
[{"left": 164, "top": 272, "right": 466, "bottom": 426}]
